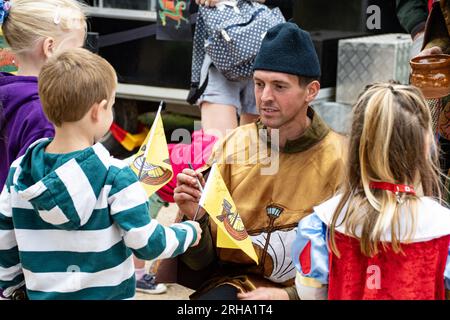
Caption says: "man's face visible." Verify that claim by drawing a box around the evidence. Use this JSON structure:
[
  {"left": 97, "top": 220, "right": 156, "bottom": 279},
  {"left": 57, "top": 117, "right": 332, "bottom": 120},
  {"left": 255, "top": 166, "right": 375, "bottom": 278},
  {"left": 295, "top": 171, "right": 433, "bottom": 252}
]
[{"left": 253, "top": 70, "right": 312, "bottom": 129}]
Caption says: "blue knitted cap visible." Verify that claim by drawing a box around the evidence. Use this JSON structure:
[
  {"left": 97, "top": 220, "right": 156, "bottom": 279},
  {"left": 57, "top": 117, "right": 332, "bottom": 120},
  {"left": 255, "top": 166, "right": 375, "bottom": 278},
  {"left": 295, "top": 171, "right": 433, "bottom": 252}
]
[{"left": 253, "top": 22, "right": 321, "bottom": 78}]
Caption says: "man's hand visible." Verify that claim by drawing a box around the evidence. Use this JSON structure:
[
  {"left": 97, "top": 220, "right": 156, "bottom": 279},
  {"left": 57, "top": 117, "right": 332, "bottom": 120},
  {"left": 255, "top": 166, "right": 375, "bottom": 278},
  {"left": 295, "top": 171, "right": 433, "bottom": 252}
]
[
  {"left": 173, "top": 168, "right": 206, "bottom": 220},
  {"left": 195, "top": 0, "right": 221, "bottom": 7},
  {"left": 237, "top": 287, "right": 289, "bottom": 300},
  {"left": 417, "top": 46, "right": 443, "bottom": 57},
  {"left": 185, "top": 221, "right": 203, "bottom": 247}
]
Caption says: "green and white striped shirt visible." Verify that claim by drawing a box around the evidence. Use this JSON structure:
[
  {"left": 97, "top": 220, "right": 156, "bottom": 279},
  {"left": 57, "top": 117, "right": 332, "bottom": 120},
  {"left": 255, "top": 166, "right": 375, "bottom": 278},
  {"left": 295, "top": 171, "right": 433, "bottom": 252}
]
[{"left": 0, "top": 139, "right": 197, "bottom": 300}]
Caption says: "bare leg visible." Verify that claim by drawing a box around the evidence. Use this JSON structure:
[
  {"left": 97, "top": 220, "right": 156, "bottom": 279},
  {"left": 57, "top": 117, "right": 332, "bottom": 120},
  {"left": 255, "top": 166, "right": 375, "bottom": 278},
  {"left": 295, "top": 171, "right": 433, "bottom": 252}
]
[
  {"left": 134, "top": 256, "right": 146, "bottom": 272},
  {"left": 201, "top": 102, "right": 238, "bottom": 140}
]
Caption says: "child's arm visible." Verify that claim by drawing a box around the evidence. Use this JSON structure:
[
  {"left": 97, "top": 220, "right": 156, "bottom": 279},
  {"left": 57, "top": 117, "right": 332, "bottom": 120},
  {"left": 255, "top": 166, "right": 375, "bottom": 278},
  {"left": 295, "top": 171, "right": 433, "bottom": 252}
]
[
  {"left": 291, "top": 213, "right": 329, "bottom": 300},
  {"left": 179, "top": 214, "right": 216, "bottom": 271},
  {"left": 0, "top": 170, "right": 25, "bottom": 299},
  {"left": 109, "top": 167, "right": 201, "bottom": 261},
  {"left": 445, "top": 245, "right": 449, "bottom": 300}
]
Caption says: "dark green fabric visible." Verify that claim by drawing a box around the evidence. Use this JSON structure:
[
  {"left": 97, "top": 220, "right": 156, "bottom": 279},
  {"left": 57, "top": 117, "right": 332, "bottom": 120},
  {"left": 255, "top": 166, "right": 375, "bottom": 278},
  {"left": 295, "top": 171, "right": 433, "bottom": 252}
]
[
  {"left": 253, "top": 22, "right": 321, "bottom": 77},
  {"left": 395, "top": 0, "right": 428, "bottom": 36}
]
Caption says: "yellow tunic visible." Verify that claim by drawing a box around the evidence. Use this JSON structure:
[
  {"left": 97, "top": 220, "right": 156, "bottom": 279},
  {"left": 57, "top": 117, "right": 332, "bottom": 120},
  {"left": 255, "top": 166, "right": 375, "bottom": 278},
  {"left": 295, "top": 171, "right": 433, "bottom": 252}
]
[{"left": 181, "top": 108, "right": 346, "bottom": 296}]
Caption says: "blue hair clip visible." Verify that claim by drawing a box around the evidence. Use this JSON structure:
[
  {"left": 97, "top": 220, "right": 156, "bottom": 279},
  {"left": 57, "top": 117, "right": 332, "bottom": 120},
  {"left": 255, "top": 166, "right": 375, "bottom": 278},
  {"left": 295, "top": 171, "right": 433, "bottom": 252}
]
[{"left": 0, "top": 0, "right": 11, "bottom": 25}]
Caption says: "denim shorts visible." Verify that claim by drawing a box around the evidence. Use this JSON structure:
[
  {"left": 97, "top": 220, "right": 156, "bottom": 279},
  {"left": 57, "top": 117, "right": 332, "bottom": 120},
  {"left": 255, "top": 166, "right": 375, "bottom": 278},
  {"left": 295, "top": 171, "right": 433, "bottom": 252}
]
[{"left": 197, "top": 64, "right": 258, "bottom": 116}]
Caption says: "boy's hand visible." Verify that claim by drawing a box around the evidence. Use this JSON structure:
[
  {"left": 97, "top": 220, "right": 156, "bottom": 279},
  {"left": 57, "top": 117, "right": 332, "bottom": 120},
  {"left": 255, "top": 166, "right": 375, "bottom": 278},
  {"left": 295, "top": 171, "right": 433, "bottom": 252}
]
[
  {"left": 186, "top": 221, "right": 203, "bottom": 247},
  {"left": 174, "top": 169, "right": 206, "bottom": 220}
]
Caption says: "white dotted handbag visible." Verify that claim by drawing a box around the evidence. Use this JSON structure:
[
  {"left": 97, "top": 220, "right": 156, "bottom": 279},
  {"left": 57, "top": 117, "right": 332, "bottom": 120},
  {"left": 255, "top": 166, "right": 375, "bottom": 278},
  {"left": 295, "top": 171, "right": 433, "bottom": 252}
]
[{"left": 190, "top": 0, "right": 285, "bottom": 84}]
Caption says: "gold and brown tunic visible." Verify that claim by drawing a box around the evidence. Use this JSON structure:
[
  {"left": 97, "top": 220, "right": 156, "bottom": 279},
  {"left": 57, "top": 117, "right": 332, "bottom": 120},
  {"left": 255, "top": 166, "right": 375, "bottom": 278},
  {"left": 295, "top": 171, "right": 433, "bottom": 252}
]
[{"left": 181, "top": 107, "right": 346, "bottom": 299}]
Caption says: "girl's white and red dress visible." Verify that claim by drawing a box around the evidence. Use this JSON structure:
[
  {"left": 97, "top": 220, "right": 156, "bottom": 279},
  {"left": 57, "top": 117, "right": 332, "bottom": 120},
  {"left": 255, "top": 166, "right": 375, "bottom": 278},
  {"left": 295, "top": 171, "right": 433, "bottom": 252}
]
[{"left": 291, "top": 195, "right": 450, "bottom": 300}]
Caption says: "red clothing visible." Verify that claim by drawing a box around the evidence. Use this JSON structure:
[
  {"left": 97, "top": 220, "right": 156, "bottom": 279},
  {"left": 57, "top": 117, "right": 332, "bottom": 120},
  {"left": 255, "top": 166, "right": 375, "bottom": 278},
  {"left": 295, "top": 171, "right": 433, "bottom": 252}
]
[
  {"left": 328, "top": 232, "right": 450, "bottom": 300},
  {"left": 156, "top": 130, "right": 218, "bottom": 202},
  {"left": 294, "top": 196, "right": 450, "bottom": 300}
]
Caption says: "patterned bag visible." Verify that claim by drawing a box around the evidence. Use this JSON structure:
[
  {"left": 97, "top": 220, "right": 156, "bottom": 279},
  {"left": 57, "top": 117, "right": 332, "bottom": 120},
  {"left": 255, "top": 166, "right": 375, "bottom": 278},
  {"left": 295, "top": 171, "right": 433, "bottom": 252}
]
[{"left": 190, "top": 0, "right": 285, "bottom": 84}]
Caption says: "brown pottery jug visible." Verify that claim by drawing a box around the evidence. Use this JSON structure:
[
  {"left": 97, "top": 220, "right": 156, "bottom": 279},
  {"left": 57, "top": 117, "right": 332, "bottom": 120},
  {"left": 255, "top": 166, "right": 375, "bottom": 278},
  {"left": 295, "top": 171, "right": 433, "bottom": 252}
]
[{"left": 410, "top": 54, "right": 450, "bottom": 99}]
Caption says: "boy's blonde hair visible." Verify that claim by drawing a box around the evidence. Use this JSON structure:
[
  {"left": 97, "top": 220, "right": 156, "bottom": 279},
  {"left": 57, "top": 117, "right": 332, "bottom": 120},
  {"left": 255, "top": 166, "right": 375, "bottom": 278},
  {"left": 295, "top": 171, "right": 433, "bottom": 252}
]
[
  {"left": 329, "top": 83, "right": 442, "bottom": 257},
  {"left": 2, "top": 0, "right": 86, "bottom": 55},
  {"left": 39, "top": 48, "right": 117, "bottom": 127}
]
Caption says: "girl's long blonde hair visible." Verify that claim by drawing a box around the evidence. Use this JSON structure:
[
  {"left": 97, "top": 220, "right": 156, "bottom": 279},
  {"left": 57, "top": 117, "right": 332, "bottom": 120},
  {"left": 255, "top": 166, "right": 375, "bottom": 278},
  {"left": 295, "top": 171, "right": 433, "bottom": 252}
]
[
  {"left": 329, "top": 83, "right": 442, "bottom": 257},
  {"left": 2, "top": 0, "right": 87, "bottom": 55}
]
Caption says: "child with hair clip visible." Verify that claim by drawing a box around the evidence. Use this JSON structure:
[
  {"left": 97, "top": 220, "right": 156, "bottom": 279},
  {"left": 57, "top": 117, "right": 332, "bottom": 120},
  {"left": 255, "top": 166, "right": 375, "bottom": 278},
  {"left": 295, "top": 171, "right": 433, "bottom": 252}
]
[
  {"left": 0, "top": 0, "right": 87, "bottom": 189},
  {"left": 291, "top": 83, "right": 450, "bottom": 300}
]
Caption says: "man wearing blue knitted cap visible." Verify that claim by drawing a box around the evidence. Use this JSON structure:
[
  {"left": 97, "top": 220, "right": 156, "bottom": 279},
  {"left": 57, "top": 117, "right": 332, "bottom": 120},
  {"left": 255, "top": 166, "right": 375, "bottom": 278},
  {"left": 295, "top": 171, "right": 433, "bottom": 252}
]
[{"left": 174, "top": 22, "right": 346, "bottom": 300}]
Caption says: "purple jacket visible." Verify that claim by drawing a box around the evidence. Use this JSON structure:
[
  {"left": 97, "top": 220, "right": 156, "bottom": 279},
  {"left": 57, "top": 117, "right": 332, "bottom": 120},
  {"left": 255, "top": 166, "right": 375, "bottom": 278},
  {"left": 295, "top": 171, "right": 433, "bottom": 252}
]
[{"left": 0, "top": 73, "right": 54, "bottom": 188}]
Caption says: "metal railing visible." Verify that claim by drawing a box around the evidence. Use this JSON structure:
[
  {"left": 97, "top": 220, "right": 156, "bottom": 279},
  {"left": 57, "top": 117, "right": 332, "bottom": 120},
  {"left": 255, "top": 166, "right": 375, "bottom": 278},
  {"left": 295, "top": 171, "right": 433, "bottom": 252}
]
[
  {"left": 115, "top": 83, "right": 336, "bottom": 107},
  {"left": 87, "top": 0, "right": 157, "bottom": 21},
  {"left": 92, "top": 0, "right": 156, "bottom": 10}
]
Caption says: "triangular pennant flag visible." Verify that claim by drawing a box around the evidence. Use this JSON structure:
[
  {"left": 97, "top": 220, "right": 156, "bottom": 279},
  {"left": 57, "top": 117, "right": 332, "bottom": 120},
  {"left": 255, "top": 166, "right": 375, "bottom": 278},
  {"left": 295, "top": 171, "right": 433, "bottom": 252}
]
[
  {"left": 199, "top": 163, "right": 258, "bottom": 264},
  {"left": 217, "top": 227, "right": 240, "bottom": 249},
  {"left": 130, "top": 103, "right": 173, "bottom": 197}
]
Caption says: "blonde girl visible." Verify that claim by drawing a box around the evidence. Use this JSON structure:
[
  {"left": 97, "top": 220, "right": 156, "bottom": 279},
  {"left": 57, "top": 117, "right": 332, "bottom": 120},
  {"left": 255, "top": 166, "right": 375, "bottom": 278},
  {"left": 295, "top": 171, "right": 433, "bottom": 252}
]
[
  {"left": 291, "top": 83, "right": 450, "bottom": 300},
  {"left": 0, "top": 0, "right": 86, "bottom": 188}
]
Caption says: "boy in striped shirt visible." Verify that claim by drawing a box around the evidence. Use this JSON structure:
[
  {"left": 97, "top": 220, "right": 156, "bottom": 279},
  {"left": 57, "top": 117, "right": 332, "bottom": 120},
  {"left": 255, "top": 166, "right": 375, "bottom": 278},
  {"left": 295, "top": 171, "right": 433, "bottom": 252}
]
[{"left": 0, "top": 48, "right": 202, "bottom": 300}]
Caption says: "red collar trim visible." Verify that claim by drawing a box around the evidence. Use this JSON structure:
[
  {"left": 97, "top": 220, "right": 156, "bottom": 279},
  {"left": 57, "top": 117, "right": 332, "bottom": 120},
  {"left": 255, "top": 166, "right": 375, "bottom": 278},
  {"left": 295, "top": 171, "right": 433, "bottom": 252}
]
[{"left": 369, "top": 182, "right": 416, "bottom": 196}]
